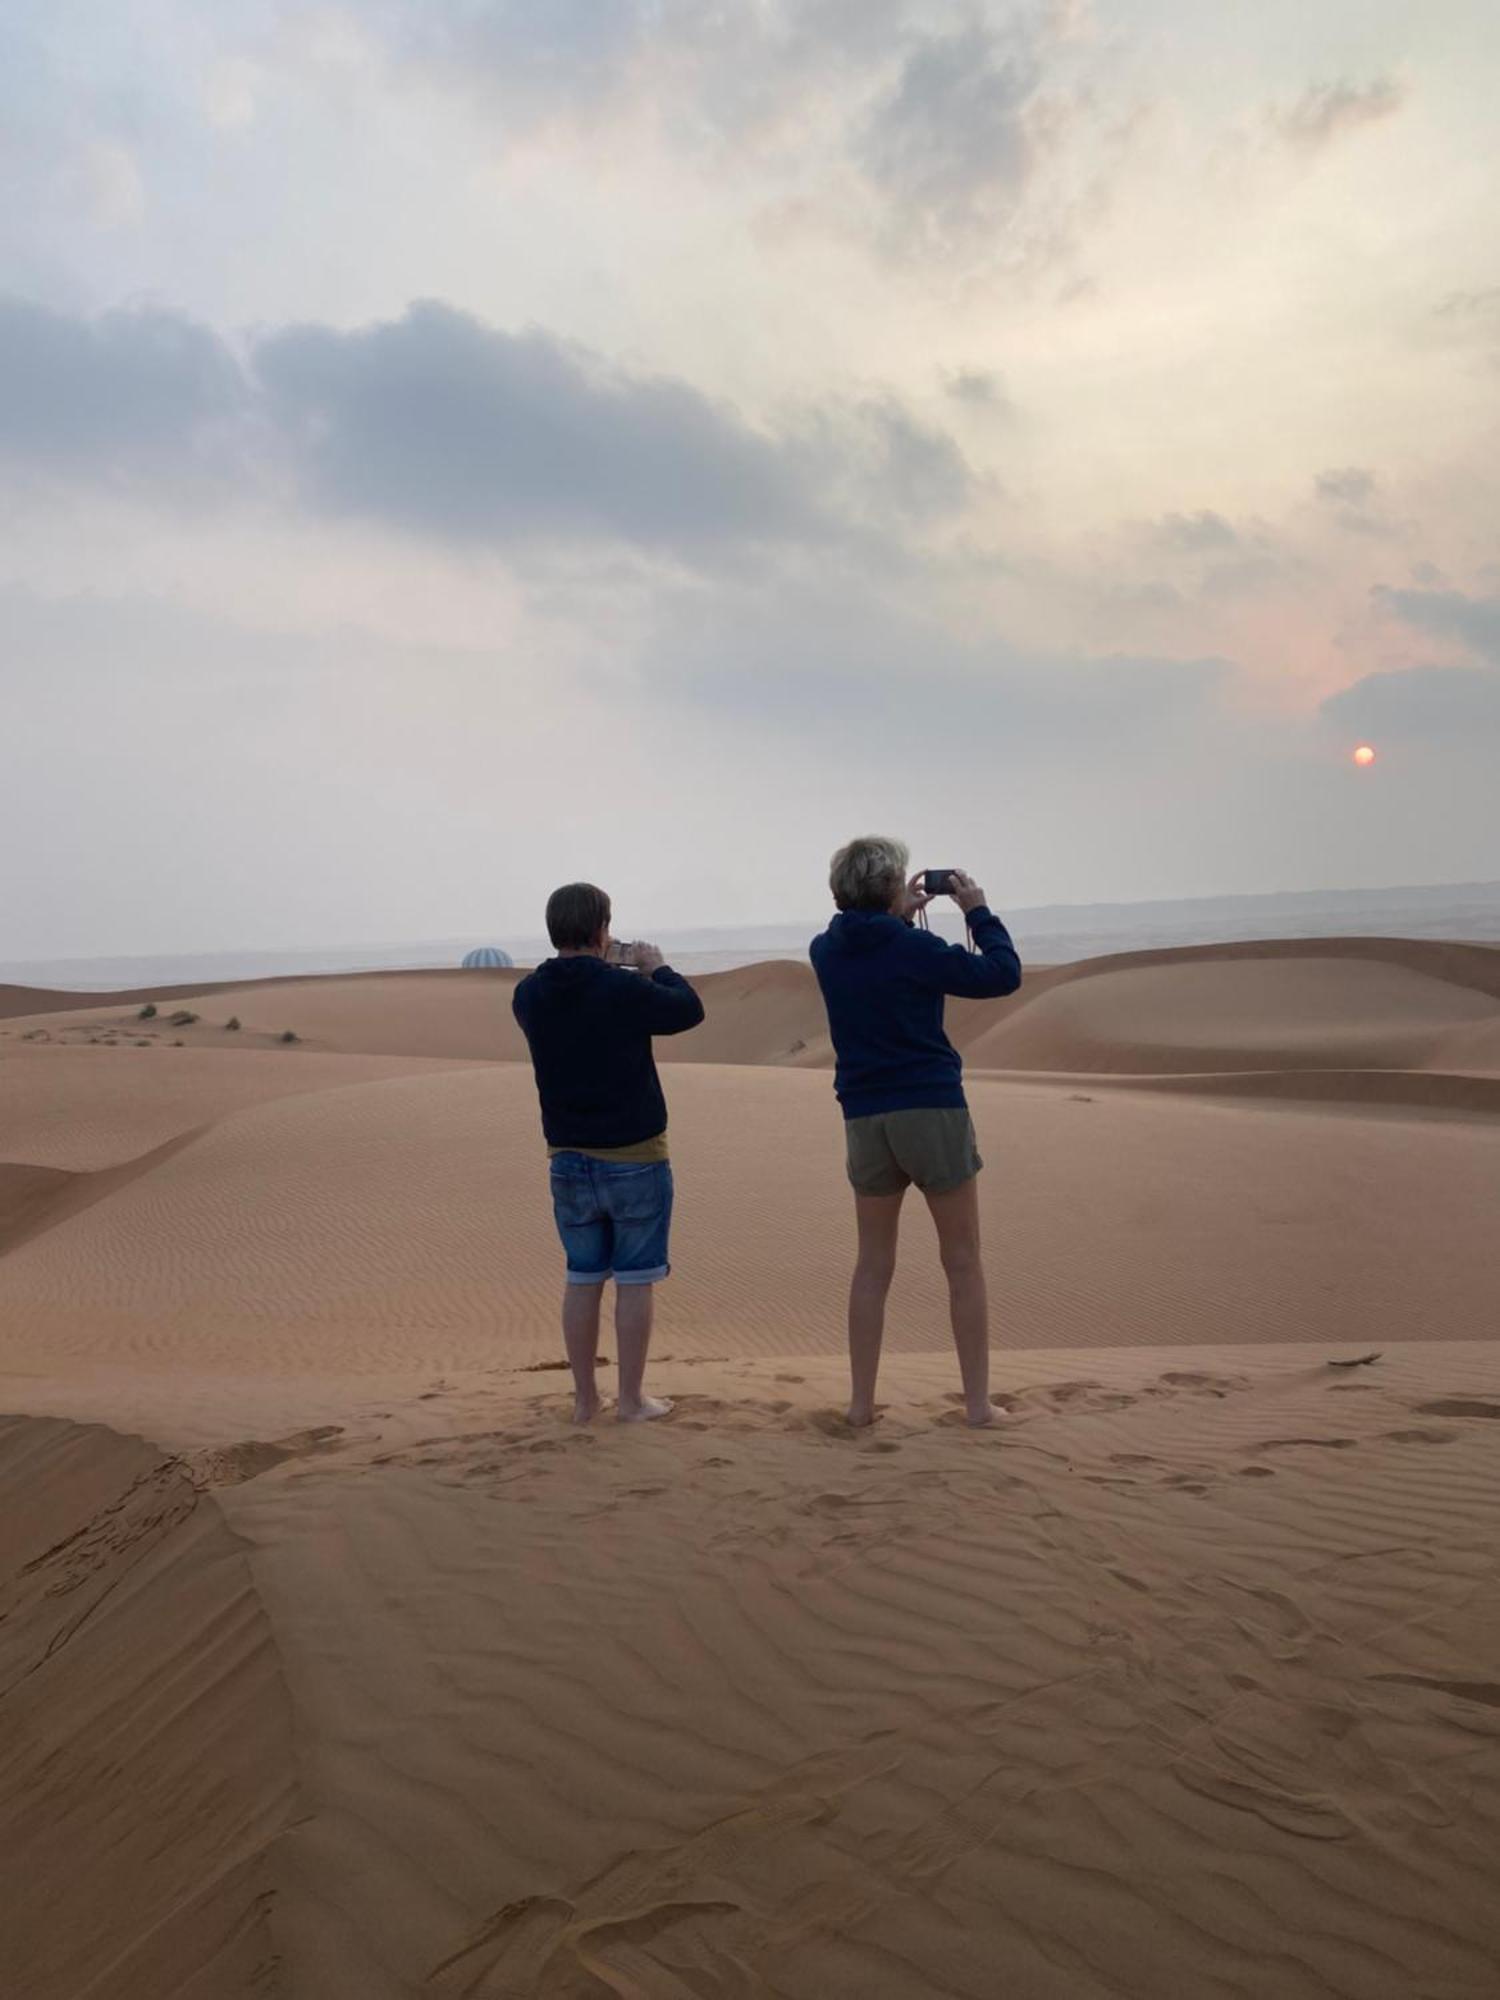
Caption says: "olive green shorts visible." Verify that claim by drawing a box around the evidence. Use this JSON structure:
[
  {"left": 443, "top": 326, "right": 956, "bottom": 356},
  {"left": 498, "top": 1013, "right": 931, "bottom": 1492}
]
[{"left": 844, "top": 1107, "right": 983, "bottom": 1198}]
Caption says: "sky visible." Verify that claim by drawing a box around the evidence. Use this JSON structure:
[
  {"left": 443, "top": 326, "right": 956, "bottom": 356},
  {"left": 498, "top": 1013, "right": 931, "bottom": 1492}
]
[{"left": 3, "top": 0, "right": 1498, "bottom": 957}]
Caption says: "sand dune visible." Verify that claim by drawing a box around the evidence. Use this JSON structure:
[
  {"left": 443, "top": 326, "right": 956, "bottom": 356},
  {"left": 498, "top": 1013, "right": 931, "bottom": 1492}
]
[
  {"left": 957, "top": 942, "right": 1500, "bottom": 1079},
  {"left": 0, "top": 1415, "right": 295, "bottom": 2000},
  {"left": 1, "top": 1044, "right": 480, "bottom": 1170},
  {"left": 4, "top": 938, "right": 1498, "bottom": 1997},
  {"left": 7, "top": 935, "right": 1497, "bottom": 1093},
  {"left": 7, "top": 1349, "right": 1500, "bottom": 1998},
  {"left": 1, "top": 1062, "right": 1496, "bottom": 1378}
]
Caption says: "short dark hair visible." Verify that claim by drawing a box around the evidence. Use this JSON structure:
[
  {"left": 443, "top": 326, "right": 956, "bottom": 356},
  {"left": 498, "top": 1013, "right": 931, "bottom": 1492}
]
[{"left": 546, "top": 882, "right": 611, "bottom": 950}]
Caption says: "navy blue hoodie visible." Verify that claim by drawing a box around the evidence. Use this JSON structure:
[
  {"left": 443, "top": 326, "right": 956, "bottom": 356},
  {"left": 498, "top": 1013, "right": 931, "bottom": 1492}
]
[
  {"left": 809, "top": 906, "right": 1022, "bottom": 1119},
  {"left": 512, "top": 957, "right": 705, "bottom": 1150}
]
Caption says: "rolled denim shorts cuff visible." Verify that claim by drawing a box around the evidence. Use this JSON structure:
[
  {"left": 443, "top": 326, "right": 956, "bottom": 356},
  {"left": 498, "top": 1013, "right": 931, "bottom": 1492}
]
[
  {"left": 612, "top": 1262, "right": 669, "bottom": 1286},
  {"left": 564, "top": 1267, "right": 610, "bottom": 1287}
]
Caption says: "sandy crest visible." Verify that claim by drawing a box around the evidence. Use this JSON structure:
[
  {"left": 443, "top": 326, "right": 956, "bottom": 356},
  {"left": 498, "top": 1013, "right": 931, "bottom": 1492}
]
[{"left": 0, "top": 1415, "right": 297, "bottom": 1998}]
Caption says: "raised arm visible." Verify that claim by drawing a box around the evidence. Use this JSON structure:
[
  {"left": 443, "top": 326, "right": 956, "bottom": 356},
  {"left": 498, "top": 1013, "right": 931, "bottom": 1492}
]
[
  {"left": 912, "top": 870, "right": 1022, "bottom": 998},
  {"left": 630, "top": 946, "right": 706, "bottom": 1035}
]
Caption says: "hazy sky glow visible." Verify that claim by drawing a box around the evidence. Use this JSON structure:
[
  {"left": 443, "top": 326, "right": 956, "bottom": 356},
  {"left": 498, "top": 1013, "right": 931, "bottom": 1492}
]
[{"left": 3, "top": 0, "right": 1499, "bottom": 956}]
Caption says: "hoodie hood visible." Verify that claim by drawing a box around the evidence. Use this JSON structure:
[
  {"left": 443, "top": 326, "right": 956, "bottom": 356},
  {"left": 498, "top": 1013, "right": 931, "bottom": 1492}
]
[
  {"left": 527, "top": 954, "right": 608, "bottom": 1006},
  {"left": 819, "top": 910, "right": 907, "bottom": 956}
]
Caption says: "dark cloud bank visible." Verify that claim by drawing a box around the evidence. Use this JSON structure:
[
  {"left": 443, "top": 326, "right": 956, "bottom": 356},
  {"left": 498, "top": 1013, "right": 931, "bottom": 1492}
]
[
  {"left": 0, "top": 293, "right": 968, "bottom": 554},
  {"left": 1320, "top": 588, "right": 1500, "bottom": 741}
]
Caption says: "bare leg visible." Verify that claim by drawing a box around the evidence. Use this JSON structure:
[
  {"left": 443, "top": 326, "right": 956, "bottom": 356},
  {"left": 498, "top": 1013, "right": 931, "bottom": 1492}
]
[
  {"left": 924, "top": 1177, "right": 991, "bottom": 1425},
  {"left": 615, "top": 1283, "right": 671, "bottom": 1421},
  {"left": 847, "top": 1191, "right": 904, "bottom": 1426},
  {"left": 562, "top": 1282, "right": 604, "bottom": 1424}
]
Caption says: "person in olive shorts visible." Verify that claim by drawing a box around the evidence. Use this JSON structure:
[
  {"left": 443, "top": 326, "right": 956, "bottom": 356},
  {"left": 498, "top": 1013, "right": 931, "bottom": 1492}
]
[
  {"left": 513, "top": 882, "right": 704, "bottom": 1423},
  {"left": 810, "top": 837, "right": 1022, "bottom": 1427}
]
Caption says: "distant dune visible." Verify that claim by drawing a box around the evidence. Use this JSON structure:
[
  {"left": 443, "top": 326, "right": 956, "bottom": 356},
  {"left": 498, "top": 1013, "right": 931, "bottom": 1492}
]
[{"left": 7, "top": 933, "right": 1499, "bottom": 1099}]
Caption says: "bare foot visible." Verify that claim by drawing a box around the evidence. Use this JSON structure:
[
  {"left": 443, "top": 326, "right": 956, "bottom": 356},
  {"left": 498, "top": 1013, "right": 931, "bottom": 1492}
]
[
  {"left": 846, "top": 1403, "right": 879, "bottom": 1429},
  {"left": 965, "top": 1403, "right": 996, "bottom": 1428},
  {"left": 572, "top": 1394, "right": 601, "bottom": 1426},
  {"left": 617, "top": 1395, "right": 673, "bottom": 1423}
]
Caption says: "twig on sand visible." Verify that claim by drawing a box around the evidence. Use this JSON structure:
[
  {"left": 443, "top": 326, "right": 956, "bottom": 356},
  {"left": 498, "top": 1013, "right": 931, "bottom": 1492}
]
[{"left": 1327, "top": 1352, "right": 1383, "bottom": 1369}]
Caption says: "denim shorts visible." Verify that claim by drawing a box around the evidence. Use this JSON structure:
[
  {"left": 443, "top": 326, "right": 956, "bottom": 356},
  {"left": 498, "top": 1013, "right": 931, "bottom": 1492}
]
[{"left": 548, "top": 1154, "right": 674, "bottom": 1285}]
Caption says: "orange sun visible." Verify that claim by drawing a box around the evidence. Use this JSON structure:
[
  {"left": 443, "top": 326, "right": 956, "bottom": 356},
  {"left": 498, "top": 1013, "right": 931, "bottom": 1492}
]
[{"left": 1352, "top": 744, "right": 1376, "bottom": 767}]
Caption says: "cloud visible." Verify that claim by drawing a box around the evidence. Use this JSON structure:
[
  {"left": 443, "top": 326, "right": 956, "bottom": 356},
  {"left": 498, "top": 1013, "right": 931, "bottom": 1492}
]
[
  {"left": 1377, "top": 586, "right": 1500, "bottom": 663},
  {"left": 943, "top": 366, "right": 1010, "bottom": 411},
  {"left": 1315, "top": 466, "right": 1376, "bottom": 506},
  {"left": 0, "top": 293, "right": 974, "bottom": 557},
  {"left": 377, "top": 0, "right": 916, "bottom": 150},
  {"left": 313, "top": 2, "right": 1102, "bottom": 275},
  {"left": 388, "top": 0, "right": 647, "bottom": 122},
  {"left": 1273, "top": 76, "right": 1405, "bottom": 153},
  {"left": 254, "top": 300, "right": 825, "bottom": 550},
  {"left": 1433, "top": 287, "right": 1500, "bottom": 367},
  {"left": 1321, "top": 664, "right": 1500, "bottom": 740},
  {"left": 0, "top": 294, "right": 247, "bottom": 485},
  {"left": 1435, "top": 286, "right": 1500, "bottom": 322},
  {"left": 1150, "top": 511, "right": 1239, "bottom": 554},
  {"left": 389, "top": 4, "right": 1065, "bottom": 256},
  {"left": 855, "top": 22, "right": 1043, "bottom": 252},
  {"left": 57, "top": 139, "right": 147, "bottom": 228},
  {"left": 644, "top": 569, "right": 1232, "bottom": 758},
  {"left": 789, "top": 394, "right": 975, "bottom": 525}
]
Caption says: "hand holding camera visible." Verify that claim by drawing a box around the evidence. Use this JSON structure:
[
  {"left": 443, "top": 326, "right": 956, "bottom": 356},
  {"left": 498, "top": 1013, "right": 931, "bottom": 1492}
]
[
  {"left": 923, "top": 868, "right": 986, "bottom": 915},
  {"left": 608, "top": 938, "right": 665, "bottom": 974}
]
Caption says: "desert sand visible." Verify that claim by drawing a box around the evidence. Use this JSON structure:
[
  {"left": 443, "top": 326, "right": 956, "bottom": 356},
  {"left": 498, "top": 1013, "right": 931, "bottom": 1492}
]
[{"left": 3, "top": 937, "right": 1499, "bottom": 1998}]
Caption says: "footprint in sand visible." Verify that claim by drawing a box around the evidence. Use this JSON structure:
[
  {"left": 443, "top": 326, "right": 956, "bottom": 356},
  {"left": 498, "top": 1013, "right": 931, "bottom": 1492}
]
[
  {"left": 1155, "top": 1370, "right": 1248, "bottom": 1398},
  {"left": 807, "top": 1408, "right": 867, "bottom": 1439},
  {"left": 1248, "top": 1437, "right": 1358, "bottom": 1455},
  {"left": 1370, "top": 1674, "right": 1500, "bottom": 1710},
  {"left": 1413, "top": 1398, "right": 1500, "bottom": 1420},
  {"left": 188, "top": 1424, "right": 345, "bottom": 1489}
]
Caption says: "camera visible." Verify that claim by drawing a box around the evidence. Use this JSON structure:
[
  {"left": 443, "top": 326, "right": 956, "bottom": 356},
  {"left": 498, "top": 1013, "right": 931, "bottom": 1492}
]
[{"left": 923, "top": 869, "right": 958, "bottom": 896}]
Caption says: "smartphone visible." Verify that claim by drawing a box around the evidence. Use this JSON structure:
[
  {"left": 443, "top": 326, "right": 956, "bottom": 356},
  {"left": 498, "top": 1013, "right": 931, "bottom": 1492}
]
[
  {"left": 605, "top": 940, "right": 634, "bottom": 966},
  {"left": 923, "top": 869, "right": 957, "bottom": 896}
]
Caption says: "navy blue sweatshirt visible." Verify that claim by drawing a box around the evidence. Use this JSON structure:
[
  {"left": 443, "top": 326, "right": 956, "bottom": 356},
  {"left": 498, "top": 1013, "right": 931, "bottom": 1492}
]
[
  {"left": 809, "top": 906, "right": 1022, "bottom": 1119},
  {"left": 512, "top": 956, "right": 705, "bottom": 1150}
]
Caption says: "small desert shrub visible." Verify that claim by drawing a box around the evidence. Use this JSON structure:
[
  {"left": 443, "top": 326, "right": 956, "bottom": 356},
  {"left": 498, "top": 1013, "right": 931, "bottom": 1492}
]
[
  {"left": 168, "top": 1009, "right": 198, "bottom": 1027},
  {"left": 279, "top": 1029, "right": 299, "bottom": 1044},
  {"left": 138, "top": 1003, "right": 157, "bottom": 1019},
  {"left": 225, "top": 1016, "right": 241, "bottom": 1031}
]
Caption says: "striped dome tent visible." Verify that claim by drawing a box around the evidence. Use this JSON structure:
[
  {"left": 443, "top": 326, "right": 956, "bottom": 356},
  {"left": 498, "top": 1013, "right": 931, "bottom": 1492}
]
[{"left": 461, "top": 946, "right": 514, "bottom": 969}]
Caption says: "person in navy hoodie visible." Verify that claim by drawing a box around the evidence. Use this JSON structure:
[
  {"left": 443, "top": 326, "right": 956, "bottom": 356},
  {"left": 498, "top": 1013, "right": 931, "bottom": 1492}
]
[
  {"left": 513, "top": 882, "right": 704, "bottom": 1424},
  {"left": 810, "top": 836, "right": 1022, "bottom": 1428}
]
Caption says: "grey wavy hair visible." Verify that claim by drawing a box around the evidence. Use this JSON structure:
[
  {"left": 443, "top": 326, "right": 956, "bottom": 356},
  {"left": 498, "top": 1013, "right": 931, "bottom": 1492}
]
[{"left": 829, "top": 834, "right": 909, "bottom": 913}]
